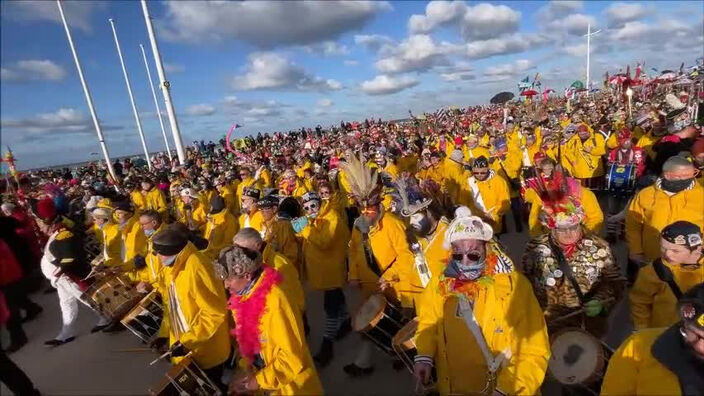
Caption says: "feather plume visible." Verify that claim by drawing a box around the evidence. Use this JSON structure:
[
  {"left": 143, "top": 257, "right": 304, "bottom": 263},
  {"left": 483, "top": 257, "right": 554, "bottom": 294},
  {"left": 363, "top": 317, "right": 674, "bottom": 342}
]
[
  {"left": 339, "top": 155, "right": 378, "bottom": 201},
  {"left": 395, "top": 177, "right": 410, "bottom": 212}
]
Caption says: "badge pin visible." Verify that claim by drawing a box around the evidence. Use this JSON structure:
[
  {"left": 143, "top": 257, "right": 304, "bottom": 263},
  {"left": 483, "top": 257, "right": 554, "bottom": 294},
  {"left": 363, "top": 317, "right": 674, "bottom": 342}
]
[
  {"left": 553, "top": 269, "right": 563, "bottom": 278},
  {"left": 546, "top": 277, "right": 556, "bottom": 287}
]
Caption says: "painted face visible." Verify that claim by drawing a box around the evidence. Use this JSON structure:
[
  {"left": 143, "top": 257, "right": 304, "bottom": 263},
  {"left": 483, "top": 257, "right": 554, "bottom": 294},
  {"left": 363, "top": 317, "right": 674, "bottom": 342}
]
[
  {"left": 303, "top": 200, "right": 320, "bottom": 217},
  {"left": 318, "top": 188, "right": 331, "bottom": 200},
  {"left": 409, "top": 212, "right": 432, "bottom": 236}
]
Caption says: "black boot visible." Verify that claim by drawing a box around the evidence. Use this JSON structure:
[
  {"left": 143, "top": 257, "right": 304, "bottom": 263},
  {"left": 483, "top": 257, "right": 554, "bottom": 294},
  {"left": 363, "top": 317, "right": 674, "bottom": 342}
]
[
  {"left": 335, "top": 318, "right": 352, "bottom": 340},
  {"left": 314, "top": 338, "right": 334, "bottom": 368}
]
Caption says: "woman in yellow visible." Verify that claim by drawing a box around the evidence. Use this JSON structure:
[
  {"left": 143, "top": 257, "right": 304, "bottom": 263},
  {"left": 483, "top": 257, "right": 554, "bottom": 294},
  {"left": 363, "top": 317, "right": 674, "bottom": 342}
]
[
  {"left": 151, "top": 226, "right": 231, "bottom": 390},
  {"left": 630, "top": 221, "right": 704, "bottom": 330},
  {"left": 219, "top": 246, "right": 322, "bottom": 395},
  {"left": 113, "top": 201, "right": 147, "bottom": 271},
  {"left": 258, "top": 195, "right": 300, "bottom": 271},
  {"left": 202, "top": 195, "right": 238, "bottom": 260},
  {"left": 601, "top": 283, "right": 704, "bottom": 395},
  {"left": 90, "top": 207, "right": 122, "bottom": 268},
  {"left": 295, "top": 191, "right": 351, "bottom": 367},
  {"left": 413, "top": 209, "right": 550, "bottom": 395}
]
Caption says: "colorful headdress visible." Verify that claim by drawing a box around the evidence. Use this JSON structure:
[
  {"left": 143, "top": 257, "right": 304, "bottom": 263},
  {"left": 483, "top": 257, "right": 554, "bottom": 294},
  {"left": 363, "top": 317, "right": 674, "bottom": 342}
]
[
  {"left": 394, "top": 177, "right": 432, "bottom": 217},
  {"left": 528, "top": 166, "right": 585, "bottom": 229},
  {"left": 338, "top": 155, "right": 382, "bottom": 208}
]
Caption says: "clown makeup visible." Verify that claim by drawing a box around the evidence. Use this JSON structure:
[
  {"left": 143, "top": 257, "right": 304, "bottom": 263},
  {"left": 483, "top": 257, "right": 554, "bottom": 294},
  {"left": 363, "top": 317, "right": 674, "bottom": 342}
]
[
  {"left": 660, "top": 238, "right": 703, "bottom": 266},
  {"left": 303, "top": 200, "right": 320, "bottom": 217},
  {"left": 409, "top": 212, "right": 432, "bottom": 236}
]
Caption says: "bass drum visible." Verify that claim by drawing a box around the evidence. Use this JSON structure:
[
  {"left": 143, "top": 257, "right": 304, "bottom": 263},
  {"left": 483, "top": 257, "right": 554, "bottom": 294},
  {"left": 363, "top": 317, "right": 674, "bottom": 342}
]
[
  {"left": 353, "top": 294, "right": 409, "bottom": 355},
  {"left": 548, "top": 328, "right": 613, "bottom": 386},
  {"left": 605, "top": 163, "right": 636, "bottom": 193}
]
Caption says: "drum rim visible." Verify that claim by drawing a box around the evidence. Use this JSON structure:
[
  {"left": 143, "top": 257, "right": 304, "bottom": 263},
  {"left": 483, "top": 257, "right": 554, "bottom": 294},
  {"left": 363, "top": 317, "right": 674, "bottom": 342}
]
[
  {"left": 353, "top": 294, "right": 388, "bottom": 332},
  {"left": 548, "top": 327, "right": 606, "bottom": 385}
]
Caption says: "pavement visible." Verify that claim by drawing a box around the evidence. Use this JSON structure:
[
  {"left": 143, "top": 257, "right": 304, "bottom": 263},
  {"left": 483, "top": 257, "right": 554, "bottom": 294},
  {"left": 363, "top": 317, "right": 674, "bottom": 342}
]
[{"left": 2, "top": 218, "right": 633, "bottom": 395}]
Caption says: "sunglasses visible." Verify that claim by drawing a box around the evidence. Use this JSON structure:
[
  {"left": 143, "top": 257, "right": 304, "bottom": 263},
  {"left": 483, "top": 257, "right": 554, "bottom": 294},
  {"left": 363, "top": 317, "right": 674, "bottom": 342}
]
[
  {"left": 473, "top": 170, "right": 489, "bottom": 175},
  {"left": 303, "top": 202, "right": 319, "bottom": 211},
  {"left": 451, "top": 252, "right": 482, "bottom": 262}
]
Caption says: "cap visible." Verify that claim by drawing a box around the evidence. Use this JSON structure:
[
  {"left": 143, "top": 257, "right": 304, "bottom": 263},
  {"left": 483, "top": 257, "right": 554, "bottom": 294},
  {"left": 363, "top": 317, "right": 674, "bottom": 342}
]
[
  {"left": 210, "top": 195, "right": 226, "bottom": 214},
  {"left": 443, "top": 206, "right": 493, "bottom": 249},
  {"left": 302, "top": 191, "right": 320, "bottom": 203},
  {"left": 473, "top": 156, "right": 489, "bottom": 169},
  {"left": 661, "top": 221, "right": 702, "bottom": 249},
  {"left": 180, "top": 188, "right": 199, "bottom": 199},
  {"left": 243, "top": 187, "right": 261, "bottom": 200},
  {"left": 217, "top": 245, "right": 262, "bottom": 278},
  {"left": 152, "top": 225, "right": 189, "bottom": 256},
  {"left": 258, "top": 195, "right": 279, "bottom": 209}
]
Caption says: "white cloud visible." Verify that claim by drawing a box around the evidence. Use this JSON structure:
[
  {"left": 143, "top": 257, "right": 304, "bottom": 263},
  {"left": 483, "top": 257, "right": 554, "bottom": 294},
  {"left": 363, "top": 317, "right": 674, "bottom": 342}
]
[
  {"left": 222, "top": 96, "right": 284, "bottom": 118},
  {"left": 609, "top": 18, "right": 699, "bottom": 50},
  {"left": 354, "top": 34, "right": 395, "bottom": 53},
  {"left": 483, "top": 59, "right": 534, "bottom": 79},
  {"left": 0, "top": 108, "right": 120, "bottom": 134},
  {"left": 465, "top": 33, "right": 550, "bottom": 59},
  {"left": 1, "top": 60, "right": 66, "bottom": 82},
  {"left": 3, "top": 1, "right": 104, "bottom": 32},
  {"left": 185, "top": 104, "right": 216, "bottom": 116},
  {"left": 230, "top": 52, "right": 342, "bottom": 91},
  {"left": 302, "top": 41, "right": 350, "bottom": 56},
  {"left": 343, "top": 60, "right": 360, "bottom": 67},
  {"left": 360, "top": 75, "right": 419, "bottom": 95},
  {"left": 408, "top": 1, "right": 520, "bottom": 41},
  {"left": 564, "top": 43, "right": 588, "bottom": 57},
  {"left": 436, "top": 61, "right": 475, "bottom": 82},
  {"left": 604, "top": 3, "right": 650, "bottom": 27},
  {"left": 546, "top": 13, "right": 597, "bottom": 36},
  {"left": 317, "top": 98, "right": 333, "bottom": 107},
  {"left": 536, "top": 1, "right": 583, "bottom": 22},
  {"left": 164, "top": 63, "right": 185, "bottom": 73},
  {"left": 375, "top": 34, "right": 459, "bottom": 74},
  {"left": 157, "top": 1, "right": 391, "bottom": 47}
]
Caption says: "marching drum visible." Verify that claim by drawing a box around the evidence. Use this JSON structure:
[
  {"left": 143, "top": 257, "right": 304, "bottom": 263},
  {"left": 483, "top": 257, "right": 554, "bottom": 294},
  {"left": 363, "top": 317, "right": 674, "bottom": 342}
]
[
  {"left": 392, "top": 318, "right": 418, "bottom": 373},
  {"left": 121, "top": 291, "right": 164, "bottom": 343},
  {"left": 548, "top": 328, "right": 613, "bottom": 386},
  {"left": 82, "top": 273, "right": 141, "bottom": 321},
  {"left": 605, "top": 163, "right": 636, "bottom": 193},
  {"left": 353, "top": 294, "right": 409, "bottom": 354},
  {"left": 149, "top": 355, "right": 222, "bottom": 396}
]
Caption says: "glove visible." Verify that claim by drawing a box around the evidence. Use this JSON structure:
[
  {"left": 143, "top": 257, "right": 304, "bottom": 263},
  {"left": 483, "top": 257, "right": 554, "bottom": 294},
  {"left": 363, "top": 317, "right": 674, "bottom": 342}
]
[
  {"left": 291, "top": 216, "right": 308, "bottom": 233},
  {"left": 133, "top": 255, "right": 146, "bottom": 270},
  {"left": 149, "top": 337, "right": 168, "bottom": 352},
  {"left": 583, "top": 299, "right": 605, "bottom": 317},
  {"left": 169, "top": 341, "right": 189, "bottom": 357}
]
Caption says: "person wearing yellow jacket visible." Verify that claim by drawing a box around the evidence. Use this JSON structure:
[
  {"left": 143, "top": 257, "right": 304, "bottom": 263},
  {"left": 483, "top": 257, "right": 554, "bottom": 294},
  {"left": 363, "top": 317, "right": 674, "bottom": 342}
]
[
  {"left": 463, "top": 156, "right": 511, "bottom": 234},
  {"left": 257, "top": 195, "right": 300, "bottom": 272},
  {"left": 416, "top": 151, "right": 445, "bottom": 187},
  {"left": 151, "top": 227, "right": 231, "bottom": 389},
  {"left": 236, "top": 167, "right": 262, "bottom": 214},
  {"left": 295, "top": 191, "right": 351, "bottom": 367},
  {"left": 462, "top": 135, "right": 490, "bottom": 164},
  {"left": 317, "top": 181, "right": 346, "bottom": 219},
  {"left": 442, "top": 150, "right": 470, "bottom": 206},
  {"left": 601, "top": 283, "right": 704, "bottom": 395},
  {"left": 131, "top": 179, "right": 168, "bottom": 220},
  {"left": 214, "top": 177, "right": 237, "bottom": 216},
  {"left": 629, "top": 221, "right": 704, "bottom": 330},
  {"left": 278, "top": 169, "right": 310, "bottom": 199},
  {"left": 90, "top": 207, "right": 123, "bottom": 268},
  {"left": 562, "top": 126, "right": 607, "bottom": 186},
  {"left": 177, "top": 188, "right": 207, "bottom": 234},
  {"left": 202, "top": 196, "right": 238, "bottom": 260},
  {"left": 413, "top": 211, "right": 550, "bottom": 395},
  {"left": 114, "top": 201, "right": 147, "bottom": 271},
  {"left": 219, "top": 246, "right": 323, "bottom": 395},
  {"left": 238, "top": 187, "right": 264, "bottom": 231},
  {"left": 625, "top": 156, "right": 704, "bottom": 274}
]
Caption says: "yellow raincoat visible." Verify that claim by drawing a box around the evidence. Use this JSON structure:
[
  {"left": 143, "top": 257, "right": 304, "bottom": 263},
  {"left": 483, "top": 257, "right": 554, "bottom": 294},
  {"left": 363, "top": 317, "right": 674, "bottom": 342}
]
[
  {"left": 202, "top": 210, "right": 238, "bottom": 259},
  {"left": 419, "top": 219, "right": 450, "bottom": 279},
  {"left": 636, "top": 131, "right": 661, "bottom": 161},
  {"left": 160, "top": 242, "right": 230, "bottom": 369},
  {"left": 93, "top": 222, "right": 123, "bottom": 268},
  {"left": 415, "top": 270, "right": 550, "bottom": 395},
  {"left": 131, "top": 187, "right": 168, "bottom": 218},
  {"left": 525, "top": 185, "right": 604, "bottom": 237},
  {"left": 239, "top": 210, "right": 264, "bottom": 232},
  {"left": 348, "top": 212, "right": 419, "bottom": 308},
  {"left": 262, "top": 218, "right": 300, "bottom": 274},
  {"left": 119, "top": 217, "right": 147, "bottom": 270},
  {"left": 443, "top": 158, "right": 470, "bottom": 206},
  {"left": 217, "top": 184, "right": 237, "bottom": 215},
  {"left": 629, "top": 258, "right": 704, "bottom": 330},
  {"left": 562, "top": 133, "right": 606, "bottom": 179},
  {"left": 463, "top": 171, "right": 511, "bottom": 233},
  {"left": 233, "top": 278, "right": 323, "bottom": 395},
  {"left": 299, "top": 205, "right": 350, "bottom": 290},
  {"left": 625, "top": 183, "right": 704, "bottom": 261},
  {"left": 462, "top": 146, "right": 490, "bottom": 164},
  {"left": 175, "top": 199, "right": 207, "bottom": 232},
  {"left": 236, "top": 177, "right": 263, "bottom": 214},
  {"left": 265, "top": 251, "right": 305, "bottom": 314},
  {"left": 600, "top": 328, "right": 682, "bottom": 395}
]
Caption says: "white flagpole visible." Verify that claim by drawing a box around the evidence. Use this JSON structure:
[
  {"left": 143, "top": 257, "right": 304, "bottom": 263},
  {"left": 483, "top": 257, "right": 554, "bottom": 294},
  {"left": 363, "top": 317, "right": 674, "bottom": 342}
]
[
  {"left": 109, "top": 18, "right": 152, "bottom": 171},
  {"left": 140, "top": 0, "right": 186, "bottom": 165},
  {"left": 56, "top": 0, "right": 117, "bottom": 182},
  {"left": 140, "top": 43, "right": 172, "bottom": 162},
  {"left": 584, "top": 23, "right": 601, "bottom": 97}
]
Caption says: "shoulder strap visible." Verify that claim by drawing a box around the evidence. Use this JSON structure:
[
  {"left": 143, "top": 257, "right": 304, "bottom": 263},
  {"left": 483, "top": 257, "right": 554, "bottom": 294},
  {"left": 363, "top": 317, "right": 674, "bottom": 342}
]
[
  {"left": 651, "top": 258, "right": 683, "bottom": 300},
  {"left": 361, "top": 232, "right": 382, "bottom": 277},
  {"left": 547, "top": 236, "right": 586, "bottom": 305}
]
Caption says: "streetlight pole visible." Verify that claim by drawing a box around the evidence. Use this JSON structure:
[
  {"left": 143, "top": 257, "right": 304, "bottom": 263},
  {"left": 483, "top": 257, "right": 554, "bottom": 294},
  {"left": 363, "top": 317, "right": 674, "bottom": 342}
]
[
  {"left": 140, "top": 43, "right": 173, "bottom": 162},
  {"left": 140, "top": 0, "right": 186, "bottom": 165},
  {"left": 56, "top": 0, "right": 117, "bottom": 181},
  {"left": 109, "top": 18, "right": 152, "bottom": 171},
  {"left": 584, "top": 23, "right": 601, "bottom": 95}
]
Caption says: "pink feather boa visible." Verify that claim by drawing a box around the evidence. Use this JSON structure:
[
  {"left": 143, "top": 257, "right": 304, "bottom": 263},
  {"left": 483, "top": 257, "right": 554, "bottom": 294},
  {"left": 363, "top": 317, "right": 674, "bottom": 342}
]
[{"left": 227, "top": 265, "right": 281, "bottom": 362}]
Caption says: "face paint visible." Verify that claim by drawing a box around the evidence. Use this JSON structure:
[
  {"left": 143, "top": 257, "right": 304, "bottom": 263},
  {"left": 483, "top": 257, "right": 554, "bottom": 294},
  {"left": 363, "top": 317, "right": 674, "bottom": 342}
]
[{"left": 410, "top": 213, "right": 431, "bottom": 236}]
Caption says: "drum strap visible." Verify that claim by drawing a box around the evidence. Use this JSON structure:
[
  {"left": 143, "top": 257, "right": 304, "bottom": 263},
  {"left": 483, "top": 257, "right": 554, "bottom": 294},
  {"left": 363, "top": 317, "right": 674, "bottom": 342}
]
[
  {"left": 651, "top": 258, "right": 683, "bottom": 300},
  {"left": 468, "top": 175, "right": 489, "bottom": 216},
  {"left": 458, "top": 297, "right": 511, "bottom": 375},
  {"left": 548, "top": 237, "right": 586, "bottom": 305},
  {"left": 361, "top": 232, "right": 383, "bottom": 277}
]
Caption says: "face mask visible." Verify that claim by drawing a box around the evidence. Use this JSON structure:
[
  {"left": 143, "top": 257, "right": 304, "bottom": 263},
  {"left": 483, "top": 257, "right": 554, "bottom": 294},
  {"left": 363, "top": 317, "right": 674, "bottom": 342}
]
[
  {"left": 410, "top": 213, "right": 432, "bottom": 236},
  {"left": 161, "top": 255, "right": 177, "bottom": 267},
  {"left": 661, "top": 178, "right": 693, "bottom": 193},
  {"left": 97, "top": 221, "right": 106, "bottom": 230},
  {"left": 450, "top": 258, "right": 485, "bottom": 281},
  {"left": 144, "top": 228, "right": 156, "bottom": 237}
]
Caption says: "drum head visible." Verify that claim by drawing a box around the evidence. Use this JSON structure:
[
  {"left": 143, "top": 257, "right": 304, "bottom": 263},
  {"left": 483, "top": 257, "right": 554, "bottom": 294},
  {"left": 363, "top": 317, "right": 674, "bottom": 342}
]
[
  {"left": 353, "top": 294, "right": 386, "bottom": 332},
  {"left": 549, "top": 329, "right": 605, "bottom": 385},
  {"left": 392, "top": 318, "right": 418, "bottom": 351}
]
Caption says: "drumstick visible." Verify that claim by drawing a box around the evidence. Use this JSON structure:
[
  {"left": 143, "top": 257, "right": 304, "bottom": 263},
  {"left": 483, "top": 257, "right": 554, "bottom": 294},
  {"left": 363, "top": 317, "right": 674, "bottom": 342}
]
[
  {"left": 149, "top": 350, "right": 172, "bottom": 366},
  {"left": 549, "top": 297, "right": 616, "bottom": 324}
]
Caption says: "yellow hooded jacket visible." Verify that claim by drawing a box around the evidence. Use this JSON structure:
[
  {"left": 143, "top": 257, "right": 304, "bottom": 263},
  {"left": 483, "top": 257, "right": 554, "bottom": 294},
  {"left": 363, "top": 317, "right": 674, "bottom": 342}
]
[
  {"left": 629, "top": 258, "right": 704, "bottom": 330},
  {"left": 239, "top": 209, "right": 264, "bottom": 232},
  {"left": 299, "top": 205, "right": 350, "bottom": 290},
  {"left": 415, "top": 270, "right": 550, "bottom": 395},
  {"left": 120, "top": 216, "right": 147, "bottom": 270},
  {"left": 418, "top": 219, "right": 450, "bottom": 282},
  {"left": 625, "top": 182, "right": 704, "bottom": 261},
  {"left": 93, "top": 222, "right": 123, "bottom": 268},
  {"left": 463, "top": 171, "right": 511, "bottom": 233},
  {"left": 525, "top": 185, "right": 604, "bottom": 237},
  {"left": 202, "top": 210, "right": 239, "bottom": 259},
  {"left": 264, "top": 251, "right": 305, "bottom": 314},
  {"left": 262, "top": 218, "right": 300, "bottom": 274},
  {"left": 562, "top": 133, "right": 607, "bottom": 179}
]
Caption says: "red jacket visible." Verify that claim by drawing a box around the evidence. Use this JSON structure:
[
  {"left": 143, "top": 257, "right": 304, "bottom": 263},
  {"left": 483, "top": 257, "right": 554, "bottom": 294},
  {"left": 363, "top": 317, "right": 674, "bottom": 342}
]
[
  {"left": 0, "top": 239, "right": 23, "bottom": 287},
  {"left": 608, "top": 146, "right": 646, "bottom": 177}
]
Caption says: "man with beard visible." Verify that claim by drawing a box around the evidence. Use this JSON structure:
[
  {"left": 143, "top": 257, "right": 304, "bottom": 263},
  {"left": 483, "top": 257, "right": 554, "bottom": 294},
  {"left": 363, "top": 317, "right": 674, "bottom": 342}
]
[
  {"left": 463, "top": 156, "right": 510, "bottom": 234},
  {"left": 626, "top": 155, "right": 704, "bottom": 281}
]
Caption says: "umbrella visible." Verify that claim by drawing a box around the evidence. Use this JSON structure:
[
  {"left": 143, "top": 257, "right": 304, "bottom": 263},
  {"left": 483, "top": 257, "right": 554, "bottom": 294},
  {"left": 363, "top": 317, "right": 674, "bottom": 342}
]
[
  {"left": 543, "top": 88, "right": 555, "bottom": 94},
  {"left": 520, "top": 89, "right": 538, "bottom": 97},
  {"left": 674, "top": 77, "right": 693, "bottom": 85},
  {"left": 609, "top": 74, "right": 628, "bottom": 85},
  {"left": 490, "top": 92, "right": 514, "bottom": 104},
  {"left": 657, "top": 72, "right": 677, "bottom": 81},
  {"left": 570, "top": 80, "right": 584, "bottom": 89}
]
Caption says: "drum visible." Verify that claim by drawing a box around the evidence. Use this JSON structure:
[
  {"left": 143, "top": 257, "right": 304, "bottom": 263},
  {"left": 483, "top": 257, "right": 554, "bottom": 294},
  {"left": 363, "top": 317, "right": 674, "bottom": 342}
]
[
  {"left": 392, "top": 318, "right": 418, "bottom": 373},
  {"left": 149, "top": 355, "right": 222, "bottom": 396},
  {"left": 605, "top": 163, "right": 636, "bottom": 193},
  {"left": 353, "top": 294, "right": 408, "bottom": 354},
  {"left": 121, "top": 291, "right": 164, "bottom": 343},
  {"left": 81, "top": 273, "right": 141, "bottom": 321},
  {"left": 548, "top": 328, "right": 613, "bottom": 386}
]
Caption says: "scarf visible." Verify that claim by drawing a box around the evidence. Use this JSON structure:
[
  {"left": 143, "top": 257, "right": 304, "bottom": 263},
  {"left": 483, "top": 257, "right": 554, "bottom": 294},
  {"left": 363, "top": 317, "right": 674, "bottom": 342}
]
[{"left": 227, "top": 266, "right": 281, "bottom": 362}]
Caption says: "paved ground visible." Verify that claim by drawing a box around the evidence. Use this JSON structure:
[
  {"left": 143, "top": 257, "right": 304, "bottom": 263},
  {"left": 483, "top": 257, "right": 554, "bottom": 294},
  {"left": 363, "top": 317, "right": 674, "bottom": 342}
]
[{"left": 2, "top": 217, "right": 633, "bottom": 395}]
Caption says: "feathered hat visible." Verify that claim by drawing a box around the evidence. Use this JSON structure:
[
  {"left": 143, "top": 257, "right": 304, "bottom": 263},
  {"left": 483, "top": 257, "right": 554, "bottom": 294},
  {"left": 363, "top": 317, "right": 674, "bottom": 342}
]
[
  {"left": 525, "top": 166, "right": 585, "bottom": 229},
  {"left": 660, "top": 93, "right": 692, "bottom": 132},
  {"left": 394, "top": 177, "right": 432, "bottom": 217},
  {"left": 338, "top": 154, "right": 382, "bottom": 208}
]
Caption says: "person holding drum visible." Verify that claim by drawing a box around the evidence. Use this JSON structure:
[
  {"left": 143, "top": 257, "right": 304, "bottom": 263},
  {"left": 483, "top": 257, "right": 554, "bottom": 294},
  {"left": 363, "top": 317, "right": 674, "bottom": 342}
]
[
  {"left": 625, "top": 155, "right": 704, "bottom": 282},
  {"left": 176, "top": 187, "right": 207, "bottom": 232},
  {"left": 150, "top": 225, "right": 231, "bottom": 390},
  {"left": 607, "top": 128, "right": 646, "bottom": 179},
  {"left": 601, "top": 282, "right": 704, "bottom": 395},
  {"left": 33, "top": 197, "right": 111, "bottom": 346},
  {"left": 218, "top": 245, "right": 323, "bottom": 395},
  {"left": 90, "top": 207, "right": 122, "bottom": 269},
  {"left": 630, "top": 221, "right": 704, "bottom": 331},
  {"left": 114, "top": 201, "right": 147, "bottom": 272},
  {"left": 413, "top": 207, "right": 550, "bottom": 395},
  {"left": 562, "top": 123, "right": 607, "bottom": 190}
]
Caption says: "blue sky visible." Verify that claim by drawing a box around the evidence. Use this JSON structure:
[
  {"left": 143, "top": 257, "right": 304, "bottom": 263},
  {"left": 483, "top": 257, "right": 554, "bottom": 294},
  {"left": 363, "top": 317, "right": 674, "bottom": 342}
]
[{"left": 1, "top": 0, "right": 702, "bottom": 169}]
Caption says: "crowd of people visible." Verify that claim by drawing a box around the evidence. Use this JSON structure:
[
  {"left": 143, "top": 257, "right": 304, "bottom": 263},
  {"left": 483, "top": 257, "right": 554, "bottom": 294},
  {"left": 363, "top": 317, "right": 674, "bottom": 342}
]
[{"left": 1, "top": 75, "right": 703, "bottom": 396}]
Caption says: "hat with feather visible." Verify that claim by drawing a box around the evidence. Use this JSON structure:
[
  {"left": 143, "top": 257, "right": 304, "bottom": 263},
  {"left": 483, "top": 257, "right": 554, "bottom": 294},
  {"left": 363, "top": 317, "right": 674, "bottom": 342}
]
[
  {"left": 394, "top": 177, "right": 432, "bottom": 217},
  {"left": 660, "top": 93, "right": 692, "bottom": 132},
  {"left": 338, "top": 154, "right": 382, "bottom": 209}
]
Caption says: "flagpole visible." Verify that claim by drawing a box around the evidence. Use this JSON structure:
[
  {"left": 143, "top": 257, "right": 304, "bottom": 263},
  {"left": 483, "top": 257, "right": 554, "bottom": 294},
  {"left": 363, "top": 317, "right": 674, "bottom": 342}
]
[
  {"left": 140, "top": 0, "right": 186, "bottom": 165},
  {"left": 57, "top": 0, "right": 117, "bottom": 182},
  {"left": 584, "top": 23, "right": 601, "bottom": 97},
  {"left": 140, "top": 43, "right": 172, "bottom": 162},
  {"left": 109, "top": 18, "right": 152, "bottom": 171}
]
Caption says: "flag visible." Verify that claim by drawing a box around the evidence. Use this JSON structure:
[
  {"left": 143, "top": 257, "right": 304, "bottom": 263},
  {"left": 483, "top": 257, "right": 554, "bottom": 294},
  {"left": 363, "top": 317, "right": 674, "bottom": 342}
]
[
  {"left": 651, "top": 67, "right": 659, "bottom": 73},
  {"left": 521, "top": 76, "right": 529, "bottom": 83},
  {"left": 679, "top": 62, "right": 685, "bottom": 75},
  {"left": 532, "top": 73, "right": 541, "bottom": 88},
  {"left": 635, "top": 63, "right": 642, "bottom": 79}
]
